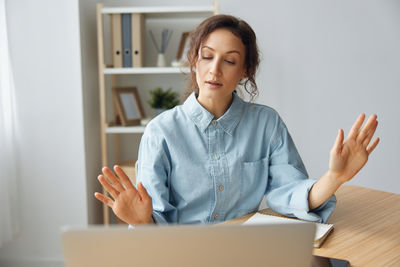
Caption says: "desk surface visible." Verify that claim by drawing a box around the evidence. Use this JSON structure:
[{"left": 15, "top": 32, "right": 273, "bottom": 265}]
[{"left": 222, "top": 185, "right": 400, "bottom": 267}]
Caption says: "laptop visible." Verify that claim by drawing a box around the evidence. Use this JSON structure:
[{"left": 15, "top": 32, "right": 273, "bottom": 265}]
[{"left": 61, "top": 223, "right": 316, "bottom": 267}]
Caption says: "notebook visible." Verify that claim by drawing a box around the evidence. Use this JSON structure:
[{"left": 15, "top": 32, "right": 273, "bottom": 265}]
[
  {"left": 244, "top": 212, "right": 334, "bottom": 248},
  {"left": 61, "top": 223, "right": 316, "bottom": 267}
]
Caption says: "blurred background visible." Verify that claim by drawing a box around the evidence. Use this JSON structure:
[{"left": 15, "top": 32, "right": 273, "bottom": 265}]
[{"left": 0, "top": 0, "right": 399, "bottom": 266}]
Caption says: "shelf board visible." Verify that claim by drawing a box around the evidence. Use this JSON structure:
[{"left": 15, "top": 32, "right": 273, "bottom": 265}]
[
  {"left": 101, "top": 6, "right": 215, "bottom": 15},
  {"left": 103, "top": 67, "right": 190, "bottom": 75},
  {"left": 106, "top": 125, "right": 146, "bottom": 134}
]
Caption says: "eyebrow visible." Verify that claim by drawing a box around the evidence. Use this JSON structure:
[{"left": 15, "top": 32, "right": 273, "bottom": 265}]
[{"left": 201, "top": 46, "right": 241, "bottom": 55}]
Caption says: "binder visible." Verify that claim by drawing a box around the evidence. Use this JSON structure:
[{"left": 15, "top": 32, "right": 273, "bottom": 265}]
[
  {"left": 131, "top": 13, "right": 145, "bottom": 67},
  {"left": 121, "top": 14, "right": 132, "bottom": 67},
  {"left": 111, "top": 14, "right": 122, "bottom": 68}
]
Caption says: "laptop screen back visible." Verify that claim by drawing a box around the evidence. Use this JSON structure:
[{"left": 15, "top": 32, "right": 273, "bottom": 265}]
[{"left": 62, "top": 223, "right": 315, "bottom": 267}]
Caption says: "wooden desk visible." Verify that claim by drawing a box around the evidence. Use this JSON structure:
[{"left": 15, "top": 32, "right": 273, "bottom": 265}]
[{"left": 222, "top": 185, "right": 400, "bottom": 266}]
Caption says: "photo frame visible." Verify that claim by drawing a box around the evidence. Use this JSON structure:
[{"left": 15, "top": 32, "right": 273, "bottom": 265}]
[
  {"left": 176, "top": 32, "right": 190, "bottom": 62},
  {"left": 112, "top": 87, "right": 145, "bottom": 126}
]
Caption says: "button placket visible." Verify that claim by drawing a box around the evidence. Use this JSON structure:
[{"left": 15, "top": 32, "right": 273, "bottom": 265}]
[{"left": 209, "top": 122, "right": 226, "bottom": 223}]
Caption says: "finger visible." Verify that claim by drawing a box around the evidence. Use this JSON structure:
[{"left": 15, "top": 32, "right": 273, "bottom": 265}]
[
  {"left": 332, "top": 129, "right": 344, "bottom": 154},
  {"left": 114, "top": 165, "right": 136, "bottom": 190},
  {"left": 362, "top": 120, "right": 378, "bottom": 147},
  {"left": 94, "top": 192, "right": 114, "bottom": 208},
  {"left": 98, "top": 175, "right": 119, "bottom": 199},
  {"left": 102, "top": 167, "right": 125, "bottom": 192},
  {"left": 366, "top": 137, "right": 380, "bottom": 154},
  {"left": 357, "top": 114, "right": 378, "bottom": 144},
  {"left": 347, "top": 113, "right": 365, "bottom": 140},
  {"left": 137, "top": 182, "right": 151, "bottom": 202}
]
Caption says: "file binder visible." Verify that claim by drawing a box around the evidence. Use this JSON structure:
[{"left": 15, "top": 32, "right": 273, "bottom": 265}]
[
  {"left": 131, "top": 13, "right": 144, "bottom": 67},
  {"left": 121, "top": 14, "right": 132, "bottom": 67},
  {"left": 111, "top": 14, "right": 122, "bottom": 68}
]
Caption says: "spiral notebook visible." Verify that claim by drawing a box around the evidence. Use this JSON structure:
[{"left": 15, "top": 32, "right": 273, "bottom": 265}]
[{"left": 244, "top": 212, "right": 334, "bottom": 248}]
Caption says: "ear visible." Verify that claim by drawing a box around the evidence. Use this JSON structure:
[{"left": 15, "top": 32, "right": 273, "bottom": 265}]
[{"left": 241, "top": 69, "right": 247, "bottom": 80}]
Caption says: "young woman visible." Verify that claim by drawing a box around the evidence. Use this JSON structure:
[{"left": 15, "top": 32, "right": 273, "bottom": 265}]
[{"left": 95, "top": 15, "right": 379, "bottom": 226}]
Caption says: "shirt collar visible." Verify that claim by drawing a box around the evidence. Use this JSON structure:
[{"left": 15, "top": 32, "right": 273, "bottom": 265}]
[{"left": 183, "top": 91, "right": 244, "bottom": 136}]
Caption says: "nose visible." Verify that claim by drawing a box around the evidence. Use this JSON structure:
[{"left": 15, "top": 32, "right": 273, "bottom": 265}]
[{"left": 209, "top": 58, "right": 222, "bottom": 77}]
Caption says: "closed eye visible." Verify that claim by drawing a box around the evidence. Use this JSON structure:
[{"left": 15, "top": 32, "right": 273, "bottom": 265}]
[{"left": 225, "top": 60, "right": 235, "bottom": 65}]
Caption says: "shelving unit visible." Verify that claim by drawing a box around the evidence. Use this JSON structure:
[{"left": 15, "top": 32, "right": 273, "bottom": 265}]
[{"left": 96, "top": 3, "right": 218, "bottom": 224}]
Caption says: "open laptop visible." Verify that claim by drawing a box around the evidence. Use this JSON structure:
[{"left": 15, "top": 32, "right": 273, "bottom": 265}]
[{"left": 61, "top": 223, "right": 316, "bottom": 267}]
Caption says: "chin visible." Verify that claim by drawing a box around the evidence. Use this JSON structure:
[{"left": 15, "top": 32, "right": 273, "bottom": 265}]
[{"left": 199, "top": 89, "right": 233, "bottom": 101}]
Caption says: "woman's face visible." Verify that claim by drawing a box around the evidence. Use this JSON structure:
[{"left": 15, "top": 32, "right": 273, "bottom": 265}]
[{"left": 195, "top": 28, "right": 246, "bottom": 103}]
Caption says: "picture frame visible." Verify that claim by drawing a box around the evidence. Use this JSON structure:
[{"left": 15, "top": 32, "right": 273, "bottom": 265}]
[
  {"left": 112, "top": 87, "right": 145, "bottom": 126},
  {"left": 176, "top": 32, "right": 190, "bottom": 62}
]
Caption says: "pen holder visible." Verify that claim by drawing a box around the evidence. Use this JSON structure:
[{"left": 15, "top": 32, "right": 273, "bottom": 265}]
[{"left": 157, "top": 53, "right": 167, "bottom": 67}]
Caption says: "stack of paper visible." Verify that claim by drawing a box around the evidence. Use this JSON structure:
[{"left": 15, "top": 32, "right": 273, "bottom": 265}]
[{"left": 244, "top": 213, "right": 334, "bottom": 248}]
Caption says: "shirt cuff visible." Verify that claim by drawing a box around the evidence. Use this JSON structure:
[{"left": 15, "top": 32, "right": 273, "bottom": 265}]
[
  {"left": 289, "top": 179, "right": 337, "bottom": 223},
  {"left": 128, "top": 213, "right": 165, "bottom": 227}
]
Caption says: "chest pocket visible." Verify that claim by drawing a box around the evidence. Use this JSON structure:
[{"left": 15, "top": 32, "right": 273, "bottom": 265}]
[{"left": 239, "top": 157, "right": 270, "bottom": 211}]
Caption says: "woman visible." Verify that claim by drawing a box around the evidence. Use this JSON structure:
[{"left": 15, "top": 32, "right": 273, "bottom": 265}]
[{"left": 95, "top": 15, "right": 379, "bottom": 226}]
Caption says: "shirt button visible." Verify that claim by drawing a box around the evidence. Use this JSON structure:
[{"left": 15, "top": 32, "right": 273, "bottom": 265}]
[
  {"left": 219, "top": 185, "right": 224, "bottom": 191},
  {"left": 215, "top": 154, "right": 220, "bottom": 160},
  {"left": 213, "top": 121, "right": 217, "bottom": 126},
  {"left": 214, "top": 214, "right": 219, "bottom": 219}
]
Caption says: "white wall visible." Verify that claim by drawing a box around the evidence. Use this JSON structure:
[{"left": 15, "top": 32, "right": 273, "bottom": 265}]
[
  {"left": 238, "top": 0, "right": 400, "bottom": 194},
  {"left": 0, "top": 0, "right": 87, "bottom": 266}
]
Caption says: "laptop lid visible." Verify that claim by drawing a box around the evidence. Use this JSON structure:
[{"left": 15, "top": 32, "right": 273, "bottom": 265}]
[{"left": 61, "top": 223, "right": 316, "bottom": 267}]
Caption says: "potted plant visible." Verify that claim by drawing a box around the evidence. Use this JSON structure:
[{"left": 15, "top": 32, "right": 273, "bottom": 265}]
[{"left": 148, "top": 87, "right": 180, "bottom": 115}]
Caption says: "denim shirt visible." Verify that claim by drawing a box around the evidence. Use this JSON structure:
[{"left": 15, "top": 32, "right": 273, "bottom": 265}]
[{"left": 137, "top": 92, "right": 336, "bottom": 224}]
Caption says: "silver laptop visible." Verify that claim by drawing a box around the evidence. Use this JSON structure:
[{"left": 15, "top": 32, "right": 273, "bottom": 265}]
[{"left": 61, "top": 223, "right": 316, "bottom": 267}]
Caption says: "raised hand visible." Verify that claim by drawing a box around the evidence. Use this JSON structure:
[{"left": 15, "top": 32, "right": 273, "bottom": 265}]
[
  {"left": 94, "top": 165, "right": 153, "bottom": 225},
  {"left": 329, "top": 114, "right": 380, "bottom": 184}
]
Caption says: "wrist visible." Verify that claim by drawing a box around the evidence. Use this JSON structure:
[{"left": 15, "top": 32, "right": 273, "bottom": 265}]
[{"left": 325, "top": 170, "right": 346, "bottom": 187}]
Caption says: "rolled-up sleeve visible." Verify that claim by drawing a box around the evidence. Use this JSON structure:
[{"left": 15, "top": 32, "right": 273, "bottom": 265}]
[
  {"left": 136, "top": 123, "right": 178, "bottom": 224},
  {"left": 265, "top": 116, "right": 336, "bottom": 223}
]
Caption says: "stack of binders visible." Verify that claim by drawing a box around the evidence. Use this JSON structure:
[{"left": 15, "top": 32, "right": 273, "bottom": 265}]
[{"left": 111, "top": 13, "right": 144, "bottom": 68}]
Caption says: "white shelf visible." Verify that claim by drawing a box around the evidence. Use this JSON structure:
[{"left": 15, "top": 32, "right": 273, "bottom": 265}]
[
  {"left": 103, "top": 67, "right": 190, "bottom": 75},
  {"left": 101, "top": 6, "right": 215, "bottom": 14},
  {"left": 106, "top": 125, "right": 146, "bottom": 134}
]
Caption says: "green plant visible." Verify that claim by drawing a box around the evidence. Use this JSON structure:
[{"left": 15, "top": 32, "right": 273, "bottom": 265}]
[{"left": 148, "top": 87, "right": 180, "bottom": 109}]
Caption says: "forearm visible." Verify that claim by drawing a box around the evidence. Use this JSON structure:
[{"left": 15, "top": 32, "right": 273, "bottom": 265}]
[{"left": 308, "top": 171, "right": 344, "bottom": 210}]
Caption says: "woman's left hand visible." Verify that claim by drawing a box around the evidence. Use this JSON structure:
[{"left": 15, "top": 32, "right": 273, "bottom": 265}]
[{"left": 329, "top": 113, "right": 380, "bottom": 184}]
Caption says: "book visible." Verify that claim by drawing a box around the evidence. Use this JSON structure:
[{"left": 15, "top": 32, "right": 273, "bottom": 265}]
[
  {"left": 131, "top": 13, "right": 144, "bottom": 67},
  {"left": 244, "top": 212, "right": 334, "bottom": 248},
  {"left": 111, "top": 13, "right": 122, "bottom": 68},
  {"left": 121, "top": 13, "right": 132, "bottom": 67}
]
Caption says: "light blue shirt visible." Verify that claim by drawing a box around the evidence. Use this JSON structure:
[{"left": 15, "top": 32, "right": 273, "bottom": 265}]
[{"left": 137, "top": 92, "right": 336, "bottom": 224}]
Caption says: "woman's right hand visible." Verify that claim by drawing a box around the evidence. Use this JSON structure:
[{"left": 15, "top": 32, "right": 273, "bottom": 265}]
[{"left": 94, "top": 165, "right": 153, "bottom": 225}]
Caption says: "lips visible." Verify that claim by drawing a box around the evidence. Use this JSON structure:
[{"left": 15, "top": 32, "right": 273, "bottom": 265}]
[{"left": 205, "top": 80, "right": 223, "bottom": 89}]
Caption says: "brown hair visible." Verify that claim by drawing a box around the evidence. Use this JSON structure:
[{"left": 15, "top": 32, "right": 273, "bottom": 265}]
[{"left": 184, "top": 14, "right": 260, "bottom": 100}]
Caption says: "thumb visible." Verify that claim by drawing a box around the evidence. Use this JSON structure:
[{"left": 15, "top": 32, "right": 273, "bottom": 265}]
[
  {"left": 332, "top": 129, "right": 344, "bottom": 154},
  {"left": 137, "top": 182, "right": 151, "bottom": 202}
]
